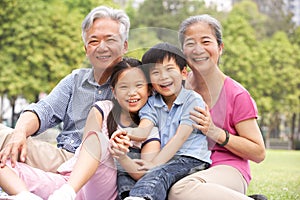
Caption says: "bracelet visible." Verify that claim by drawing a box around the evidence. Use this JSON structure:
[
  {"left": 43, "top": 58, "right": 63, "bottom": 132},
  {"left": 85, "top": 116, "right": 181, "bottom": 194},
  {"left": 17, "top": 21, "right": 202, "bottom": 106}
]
[{"left": 219, "top": 130, "right": 230, "bottom": 146}]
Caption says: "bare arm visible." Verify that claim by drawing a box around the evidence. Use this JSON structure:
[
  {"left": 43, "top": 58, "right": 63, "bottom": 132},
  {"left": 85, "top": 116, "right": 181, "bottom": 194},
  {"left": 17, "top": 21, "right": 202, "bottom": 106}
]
[
  {"left": 150, "top": 124, "right": 193, "bottom": 166},
  {"left": 67, "top": 107, "right": 103, "bottom": 192},
  {"left": 191, "top": 106, "right": 265, "bottom": 163},
  {"left": 115, "top": 140, "right": 160, "bottom": 180},
  {"left": 68, "top": 133, "right": 100, "bottom": 192},
  {"left": 0, "top": 111, "right": 40, "bottom": 167},
  {"left": 127, "top": 118, "right": 154, "bottom": 141},
  {"left": 219, "top": 119, "right": 265, "bottom": 163}
]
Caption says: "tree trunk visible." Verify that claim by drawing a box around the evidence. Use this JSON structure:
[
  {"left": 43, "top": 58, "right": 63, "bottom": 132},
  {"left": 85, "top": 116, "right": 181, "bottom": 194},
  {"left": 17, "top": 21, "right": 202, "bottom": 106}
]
[
  {"left": 0, "top": 95, "right": 3, "bottom": 123},
  {"left": 9, "top": 97, "right": 17, "bottom": 128},
  {"left": 291, "top": 113, "right": 296, "bottom": 149}
]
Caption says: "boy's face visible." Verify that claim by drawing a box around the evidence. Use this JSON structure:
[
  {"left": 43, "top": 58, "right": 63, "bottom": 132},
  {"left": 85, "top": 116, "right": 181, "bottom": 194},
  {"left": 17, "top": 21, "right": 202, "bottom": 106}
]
[{"left": 150, "top": 57, "right": 185, "bottom": 102}]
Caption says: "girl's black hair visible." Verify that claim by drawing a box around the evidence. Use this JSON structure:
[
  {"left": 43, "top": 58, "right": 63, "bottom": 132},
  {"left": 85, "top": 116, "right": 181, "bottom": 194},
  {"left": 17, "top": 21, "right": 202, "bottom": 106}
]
[{"left": 107, "top": 57, "right": 148, "bottom": 138}]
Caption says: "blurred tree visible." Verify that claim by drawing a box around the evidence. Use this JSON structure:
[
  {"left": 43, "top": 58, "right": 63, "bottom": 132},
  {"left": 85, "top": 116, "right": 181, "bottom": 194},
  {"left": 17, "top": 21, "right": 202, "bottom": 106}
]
[
  {"left": 229, "top": 0, "right": 268, "bottom": 40},
  {"left": 62, "top": 0, "right": 117, "bottom": 17},
  {"left": 0, "top": 0, "right": 84, "bottom": 125},
  {"left": 251, "top": 0, "right": 295, "bottom": 36},
  {"left": 268, "top": 31, "right": 300, "bottom": 145},
  {"left": 133, "top": 0, "right": 208, "bottom": 44},
  {"left": 233, "top": 0, "right": 295, "bottom": 35}
]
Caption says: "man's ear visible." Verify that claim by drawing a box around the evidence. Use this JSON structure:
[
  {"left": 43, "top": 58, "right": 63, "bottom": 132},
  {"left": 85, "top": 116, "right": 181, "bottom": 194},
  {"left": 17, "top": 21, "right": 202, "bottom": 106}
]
[
  {"left": 122, "top": 40, "right": 128, "bottom": 54},
  {"left": 84, "top": 45, "right": 87, "bottom": 55}
]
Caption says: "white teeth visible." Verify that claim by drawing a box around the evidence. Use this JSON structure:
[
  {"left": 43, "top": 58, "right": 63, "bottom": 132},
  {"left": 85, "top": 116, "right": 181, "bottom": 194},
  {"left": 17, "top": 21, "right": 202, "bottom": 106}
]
[
  {"left": 128, "top": 99, "right": 138, "bottom": 103},
  {"left": 96, "top": 56, "right": 110, "bottom": 59},
  {"left": 194, "top": 57, "right": 207, "bottom": 61}
]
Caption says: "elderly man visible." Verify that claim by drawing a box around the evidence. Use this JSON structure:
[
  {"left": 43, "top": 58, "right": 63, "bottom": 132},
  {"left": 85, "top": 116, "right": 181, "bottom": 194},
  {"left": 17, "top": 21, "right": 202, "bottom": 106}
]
[{"left": 0, "top": 5, "right": 130, "bottom": 172}]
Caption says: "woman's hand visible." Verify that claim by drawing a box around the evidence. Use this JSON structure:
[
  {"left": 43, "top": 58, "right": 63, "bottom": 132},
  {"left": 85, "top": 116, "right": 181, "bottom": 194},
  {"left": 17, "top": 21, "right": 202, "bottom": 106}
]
[
  {"left": 190, "top": 105, "right": 224, "bottom": 144},
  {"left": 190, "top": 104, "right": 213, "bottom": 136}
]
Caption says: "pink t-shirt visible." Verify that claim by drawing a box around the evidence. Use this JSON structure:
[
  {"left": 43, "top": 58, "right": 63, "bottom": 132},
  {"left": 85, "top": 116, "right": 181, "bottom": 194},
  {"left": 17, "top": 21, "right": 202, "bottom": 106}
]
[{"left": 209, "top": 77, "right": 258, "bottom": 184}]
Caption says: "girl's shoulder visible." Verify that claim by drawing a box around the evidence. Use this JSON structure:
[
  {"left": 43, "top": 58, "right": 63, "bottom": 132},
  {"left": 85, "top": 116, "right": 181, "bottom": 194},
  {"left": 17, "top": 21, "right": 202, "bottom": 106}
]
[{"left": 94, "top": 100, "right": 114, "bottom": 115}]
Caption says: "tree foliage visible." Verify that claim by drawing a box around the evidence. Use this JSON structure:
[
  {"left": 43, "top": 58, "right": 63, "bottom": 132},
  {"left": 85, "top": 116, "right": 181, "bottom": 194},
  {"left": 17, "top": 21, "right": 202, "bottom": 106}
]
[{"left": 0, "top": 0, "right": 84, "bottom": 103}]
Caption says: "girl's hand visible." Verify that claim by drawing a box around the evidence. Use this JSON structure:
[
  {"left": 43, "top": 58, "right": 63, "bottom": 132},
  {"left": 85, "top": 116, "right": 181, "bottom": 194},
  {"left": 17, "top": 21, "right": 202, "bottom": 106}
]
[{"left": 109, "top": 130, "right": 132, "bottom": 159}]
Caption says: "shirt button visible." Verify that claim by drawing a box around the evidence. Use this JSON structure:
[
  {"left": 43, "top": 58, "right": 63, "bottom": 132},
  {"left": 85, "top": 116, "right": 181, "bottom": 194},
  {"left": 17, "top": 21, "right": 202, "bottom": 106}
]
[
  {"left": 98, "top": 90, "right": 102, "bottom": 94},
  {"left": 70, "top": 140, "right": 74, "bottom": 144}
]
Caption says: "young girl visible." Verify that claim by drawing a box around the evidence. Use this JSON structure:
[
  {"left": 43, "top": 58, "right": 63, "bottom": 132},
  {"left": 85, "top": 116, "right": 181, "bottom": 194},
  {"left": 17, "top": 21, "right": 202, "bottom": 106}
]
[{"left": 0, "top": 58, "right": 160, "bottom": 200}]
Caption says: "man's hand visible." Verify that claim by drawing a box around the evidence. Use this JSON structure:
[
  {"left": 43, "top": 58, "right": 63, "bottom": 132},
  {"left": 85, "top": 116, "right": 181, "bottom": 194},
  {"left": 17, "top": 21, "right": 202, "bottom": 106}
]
[{"left": 0, "top": 129, "right": 27, "bottom": 168}]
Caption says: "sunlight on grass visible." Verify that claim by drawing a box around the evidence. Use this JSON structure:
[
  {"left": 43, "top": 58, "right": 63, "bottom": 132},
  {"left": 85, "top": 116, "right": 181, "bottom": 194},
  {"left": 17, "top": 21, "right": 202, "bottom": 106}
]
[{"left": 247, "top": 150, "right": 300, "bottom": 200}]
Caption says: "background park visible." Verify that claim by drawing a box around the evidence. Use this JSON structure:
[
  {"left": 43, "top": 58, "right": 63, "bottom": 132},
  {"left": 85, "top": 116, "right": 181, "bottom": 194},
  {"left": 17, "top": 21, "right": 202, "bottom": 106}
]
[{"left": 0, "top": 0, "right": 299, "bottom": 199}]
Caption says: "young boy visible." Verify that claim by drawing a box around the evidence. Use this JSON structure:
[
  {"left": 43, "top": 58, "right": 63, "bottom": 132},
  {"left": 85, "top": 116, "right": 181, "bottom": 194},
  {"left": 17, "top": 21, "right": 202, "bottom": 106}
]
[{"left": 120, "top": 42, "right": 212, "bottom": 200}]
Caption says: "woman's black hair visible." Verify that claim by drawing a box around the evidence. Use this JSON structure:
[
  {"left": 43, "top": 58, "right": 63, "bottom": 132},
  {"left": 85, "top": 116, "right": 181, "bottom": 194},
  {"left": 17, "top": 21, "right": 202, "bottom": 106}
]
[{"left": 107, "top": 57, "right": 148, "bottom": 138}]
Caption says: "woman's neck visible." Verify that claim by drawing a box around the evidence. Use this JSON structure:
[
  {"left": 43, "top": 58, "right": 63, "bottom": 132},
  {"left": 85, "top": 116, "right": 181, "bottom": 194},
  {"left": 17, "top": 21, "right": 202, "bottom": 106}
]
[{"left": 187, "top": 67, "right": 226, "bottom": 108}]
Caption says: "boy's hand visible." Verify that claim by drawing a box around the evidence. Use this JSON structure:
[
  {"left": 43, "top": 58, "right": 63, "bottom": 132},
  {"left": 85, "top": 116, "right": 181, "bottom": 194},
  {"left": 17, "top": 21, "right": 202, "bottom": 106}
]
[{"left": 134, "top": 159, "right": 155, "bottom": 171}]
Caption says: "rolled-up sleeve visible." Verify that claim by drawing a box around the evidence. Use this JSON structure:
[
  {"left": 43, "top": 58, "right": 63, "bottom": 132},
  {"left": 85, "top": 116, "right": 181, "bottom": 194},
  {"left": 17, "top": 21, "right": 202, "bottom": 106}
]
[{"left": 24, "top": 74, "right": 73, "bottom": 134}]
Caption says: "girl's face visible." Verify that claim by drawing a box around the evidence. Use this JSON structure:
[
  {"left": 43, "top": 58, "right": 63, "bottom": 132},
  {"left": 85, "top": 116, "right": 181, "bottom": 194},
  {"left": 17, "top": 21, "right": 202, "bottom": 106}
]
[
  {"left": 113, "top": 68, "right": 149, "bottom": 113},
  {"left": 182, "top": 21, "right": 223, "bottom": 73}
]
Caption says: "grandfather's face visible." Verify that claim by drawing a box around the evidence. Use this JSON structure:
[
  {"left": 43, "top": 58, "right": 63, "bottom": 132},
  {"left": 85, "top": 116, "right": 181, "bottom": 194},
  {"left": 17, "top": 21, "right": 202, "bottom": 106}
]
[{"left": 84, "top": 18, "right": 128, "bottom": 72}]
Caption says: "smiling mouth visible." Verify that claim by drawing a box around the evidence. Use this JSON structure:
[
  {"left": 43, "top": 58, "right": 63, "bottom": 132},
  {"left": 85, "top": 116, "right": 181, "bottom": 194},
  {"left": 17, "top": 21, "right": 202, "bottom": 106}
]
[
  {"left": 194, "top": 57, "right": 208, "bottom": 62},
  {"left": 127, "top": 99, "right": 139, "bottom": 103},
  {"left": 96, "top": 55, "right": 111, "bottom": 60},
  {"left": 160, "top": 82, "right": 172, "bottom": 88}
]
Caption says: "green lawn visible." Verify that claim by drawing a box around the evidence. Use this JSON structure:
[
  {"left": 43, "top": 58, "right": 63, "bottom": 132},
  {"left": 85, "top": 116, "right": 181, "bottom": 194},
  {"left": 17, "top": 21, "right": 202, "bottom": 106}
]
[{"left": 247, "top": 150, "right": 300, "bottom": 200}]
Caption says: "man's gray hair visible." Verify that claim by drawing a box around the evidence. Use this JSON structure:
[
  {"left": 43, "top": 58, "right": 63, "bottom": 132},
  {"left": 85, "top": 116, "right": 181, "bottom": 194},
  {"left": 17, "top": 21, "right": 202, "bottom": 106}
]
[{"left": 81, "top": 6, "right": 130, "bottom": 45}]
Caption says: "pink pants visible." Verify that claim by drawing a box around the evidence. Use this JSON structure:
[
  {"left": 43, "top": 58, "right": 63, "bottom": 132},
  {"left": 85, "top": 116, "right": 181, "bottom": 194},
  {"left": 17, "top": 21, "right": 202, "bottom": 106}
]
[{"left": 8, "top": 161, "right": 68, "bottom": 200}]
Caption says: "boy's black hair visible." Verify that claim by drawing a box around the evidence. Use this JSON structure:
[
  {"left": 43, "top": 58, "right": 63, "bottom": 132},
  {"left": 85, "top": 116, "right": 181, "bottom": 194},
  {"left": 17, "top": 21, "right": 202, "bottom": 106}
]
[{"left": 141, "top": 42, "right": 187, "bottom": 82}]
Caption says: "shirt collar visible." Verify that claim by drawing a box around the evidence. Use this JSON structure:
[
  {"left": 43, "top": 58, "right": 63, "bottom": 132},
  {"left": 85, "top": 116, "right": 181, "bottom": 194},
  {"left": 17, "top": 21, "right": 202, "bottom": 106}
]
[
  {"left": 85, "top": 68, "right": 111, "bottom": 87},
  {"left": 153, "top": 86, "right": 188, "bottom": 108}
]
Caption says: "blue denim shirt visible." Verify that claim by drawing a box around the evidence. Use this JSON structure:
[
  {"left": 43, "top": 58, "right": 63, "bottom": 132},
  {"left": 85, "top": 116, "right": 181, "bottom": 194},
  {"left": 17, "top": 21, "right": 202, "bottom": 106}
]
[
  {"left": 139, "top": 87, "right": 211, "bottom": 164},
  {"left": 25, "top": 68, "right": 113, "bottom": 153}
]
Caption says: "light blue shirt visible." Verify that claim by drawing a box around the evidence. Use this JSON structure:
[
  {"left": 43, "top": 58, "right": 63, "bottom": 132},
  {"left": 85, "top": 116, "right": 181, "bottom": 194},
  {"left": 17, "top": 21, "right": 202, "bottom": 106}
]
[
  {"left": 139, "top": 87, "right": 211, "bottom": 163},
  {"left": 25, "top": 68, "right": 113, "bottom": 153}
]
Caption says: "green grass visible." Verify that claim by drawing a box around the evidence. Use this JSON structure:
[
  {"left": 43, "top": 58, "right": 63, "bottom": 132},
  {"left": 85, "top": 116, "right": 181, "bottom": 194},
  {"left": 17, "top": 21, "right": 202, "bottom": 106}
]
[{"left": 247, "top": 150, "right": 300, "bottom": 200}]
